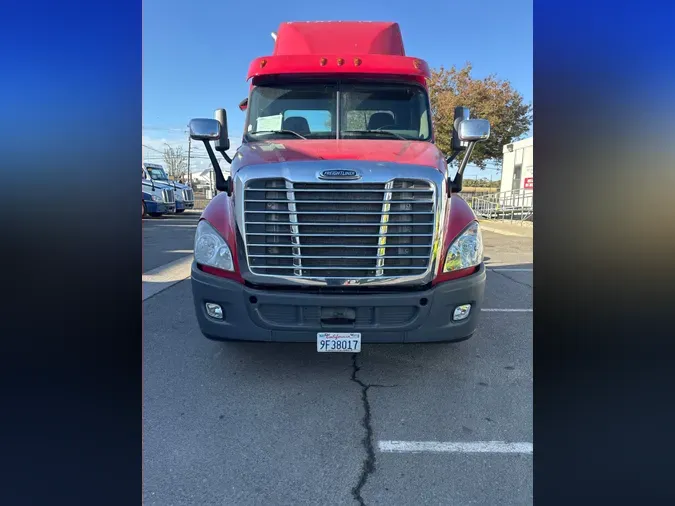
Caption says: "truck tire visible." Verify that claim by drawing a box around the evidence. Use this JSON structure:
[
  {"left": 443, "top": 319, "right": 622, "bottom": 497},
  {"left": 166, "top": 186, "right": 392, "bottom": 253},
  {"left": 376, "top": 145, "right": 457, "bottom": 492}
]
[
  {"left": 149, "top": 212, "right": 163, "bottom": 218},
  {"left": 142, "top": 201, "right": 147, "bottom": 217},
  {"left": 176, "top": 208, "right": 185, "bottom": 214}
]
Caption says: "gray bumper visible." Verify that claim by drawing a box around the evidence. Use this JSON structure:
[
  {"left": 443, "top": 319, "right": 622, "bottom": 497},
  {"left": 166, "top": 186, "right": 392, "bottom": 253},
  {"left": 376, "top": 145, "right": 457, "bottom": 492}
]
[{"left": 191, "top": 263, "right": 486, "bottom": 343}]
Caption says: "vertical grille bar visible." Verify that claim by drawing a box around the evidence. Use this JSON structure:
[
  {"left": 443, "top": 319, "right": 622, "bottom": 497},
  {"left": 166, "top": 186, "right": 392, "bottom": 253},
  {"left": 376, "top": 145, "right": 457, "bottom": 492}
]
[
  {"left": 375, "top": 181, "right": 394, "bottom": 276},
  {"left": 285, "top": 181, "right": 303, "bottom": 276}
]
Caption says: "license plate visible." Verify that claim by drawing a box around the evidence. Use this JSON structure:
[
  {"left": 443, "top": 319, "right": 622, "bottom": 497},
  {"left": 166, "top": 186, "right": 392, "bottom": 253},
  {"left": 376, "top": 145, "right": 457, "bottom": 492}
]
[{"left": 317, "top": 332, "right": 361, "bottom": 353}]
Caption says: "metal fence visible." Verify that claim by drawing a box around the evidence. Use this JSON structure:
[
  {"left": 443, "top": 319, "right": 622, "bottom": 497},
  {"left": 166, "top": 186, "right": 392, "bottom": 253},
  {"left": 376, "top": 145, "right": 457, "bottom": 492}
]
[
  {"left": 470, "top": 189, "right": 533, "bottom": 223},
  {"left": 191, "top": 185, "right": 214, "bottom": 210},
  {"left": 458, "top": 190, "right": 500, "bottom": 201}
]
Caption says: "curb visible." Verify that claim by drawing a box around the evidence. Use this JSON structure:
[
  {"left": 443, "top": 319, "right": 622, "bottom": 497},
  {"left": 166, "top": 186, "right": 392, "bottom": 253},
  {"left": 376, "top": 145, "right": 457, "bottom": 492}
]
[{"left": 142, "top": 255, "right": 193, "bottom": 301}]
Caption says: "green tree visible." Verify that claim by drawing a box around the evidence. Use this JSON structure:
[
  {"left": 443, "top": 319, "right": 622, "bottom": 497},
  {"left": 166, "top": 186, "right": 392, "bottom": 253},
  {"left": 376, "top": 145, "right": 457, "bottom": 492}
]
[{"left": 427, "top": 63, "right": 531, "bottom": 168}]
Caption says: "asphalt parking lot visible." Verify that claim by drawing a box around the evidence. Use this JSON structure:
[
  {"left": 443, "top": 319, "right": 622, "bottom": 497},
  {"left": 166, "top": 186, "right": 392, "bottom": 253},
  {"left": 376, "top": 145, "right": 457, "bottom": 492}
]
[{"left": 143, "top": 211, "right": 533, "bottom": 505}]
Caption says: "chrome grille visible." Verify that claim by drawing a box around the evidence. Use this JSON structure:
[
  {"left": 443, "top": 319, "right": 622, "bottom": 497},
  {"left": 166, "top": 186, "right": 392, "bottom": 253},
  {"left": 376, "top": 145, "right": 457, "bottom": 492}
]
[
  {"left": 184, "top": 188, "right": 194, "bottom": 202},
  {"left": 243, "top": 179, "right": 436, "bottom": 280},
  {"left": 162, "top": 189, "right": 175, "bottom": 203}
]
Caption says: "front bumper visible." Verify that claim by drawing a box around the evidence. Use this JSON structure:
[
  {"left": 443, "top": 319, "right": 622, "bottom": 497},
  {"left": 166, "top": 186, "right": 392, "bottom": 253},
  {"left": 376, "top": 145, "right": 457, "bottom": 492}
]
[
  {"left": 176, "top": 200, "right": 194, "bottom": 211},
  {"left": 145, "top": 201, "right": 175, "bottom": 214},
  {"left": 191, "top": 263, "right": 486, "bottom": 343}
]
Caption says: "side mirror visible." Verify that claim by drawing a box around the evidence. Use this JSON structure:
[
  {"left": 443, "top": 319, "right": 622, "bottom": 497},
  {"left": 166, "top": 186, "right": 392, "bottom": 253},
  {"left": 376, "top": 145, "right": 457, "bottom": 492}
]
[
  {"left": 190, "top": 111, "right": 233, "bottom": 196},
  {"left": 446, "top": 117, "right": 491, "bottom": 195},
  {"left": 189, "top": 119, "right": 220, "bottom": 141},
  {"left": 452, "top": 106, "right": 471, "bottom": 151},
  {"left": 458, "top": 119, "right": 491, "bottom": 142},
  {"left": 214, "top": 109, "right": 230, "bottom": 152}
]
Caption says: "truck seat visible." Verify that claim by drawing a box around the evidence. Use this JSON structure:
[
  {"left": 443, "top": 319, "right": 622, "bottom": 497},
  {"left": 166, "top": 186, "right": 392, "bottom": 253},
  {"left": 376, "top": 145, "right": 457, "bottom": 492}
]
[
  {"left": 282, "top": 116, "right": 311, "bottom": 135},
  {"left": 367, "top": 112, "right": 395, "bottom": 130}
]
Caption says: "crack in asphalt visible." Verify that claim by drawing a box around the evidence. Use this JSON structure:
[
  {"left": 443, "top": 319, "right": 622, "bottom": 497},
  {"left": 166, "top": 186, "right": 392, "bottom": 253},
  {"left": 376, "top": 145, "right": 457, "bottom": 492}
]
[
  {"left": 350, "top": 354, "right": 376, "bottom": 506},
  {"left": 491, "top": 269, "right": 533, "bottom": 289},
  {"left": 349, "top": 355, "right": 399, "bottom": 505}
]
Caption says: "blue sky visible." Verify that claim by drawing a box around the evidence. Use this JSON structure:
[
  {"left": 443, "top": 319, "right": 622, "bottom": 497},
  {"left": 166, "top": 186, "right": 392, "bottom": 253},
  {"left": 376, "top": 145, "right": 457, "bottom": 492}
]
[{"left": 143, "top": 0, "right": 532, "bottom": 179}]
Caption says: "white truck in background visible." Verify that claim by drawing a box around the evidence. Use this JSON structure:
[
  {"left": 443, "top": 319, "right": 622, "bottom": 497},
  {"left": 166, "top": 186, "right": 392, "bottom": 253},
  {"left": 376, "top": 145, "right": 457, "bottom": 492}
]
[
  {"left": 142, "top": 163, "right": 195, "bottom": 213},
  {"left": 142, "top": 164, "right": 176, "bottom": 217}
]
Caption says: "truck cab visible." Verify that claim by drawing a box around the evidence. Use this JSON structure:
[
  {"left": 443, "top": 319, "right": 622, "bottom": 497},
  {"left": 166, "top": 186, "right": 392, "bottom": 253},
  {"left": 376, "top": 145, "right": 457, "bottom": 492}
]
[
  {"left": 187, "top": 21, "right": 490, "bottom": 349},
  {"left": 142, "top": 163, "right": 194, "bottom": 213},
  {"left": 142, "top": 164, "right": 176, "bottom": 217}
]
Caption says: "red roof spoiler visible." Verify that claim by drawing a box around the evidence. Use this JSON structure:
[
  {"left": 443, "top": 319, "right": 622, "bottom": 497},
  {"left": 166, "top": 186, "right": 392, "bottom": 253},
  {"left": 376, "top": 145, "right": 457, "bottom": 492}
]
[
  {"left": 273, "top": 21, "right": 406, "bottom": 56},
  {"left": 246, "top": 21, "right": 429, "bottom": 82}
]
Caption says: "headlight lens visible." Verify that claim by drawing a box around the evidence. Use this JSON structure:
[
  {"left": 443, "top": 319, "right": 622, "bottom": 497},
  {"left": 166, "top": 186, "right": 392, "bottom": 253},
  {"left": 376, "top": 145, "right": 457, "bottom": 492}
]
[
  {"left": 443, "top": 221, "right": 483, "bottom": 272},
  {"left": 152, "top": 194, "right": 163, "bottom": 202},
  {"left": 194, "top": 220, "right": 234, "bottom": 271}
]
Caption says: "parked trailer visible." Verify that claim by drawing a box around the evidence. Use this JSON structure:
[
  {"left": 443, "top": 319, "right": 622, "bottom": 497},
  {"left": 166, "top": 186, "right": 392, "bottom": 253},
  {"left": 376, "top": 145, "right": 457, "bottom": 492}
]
[{"left": 187, "top": 21, "right": 490, "bottom": 349}]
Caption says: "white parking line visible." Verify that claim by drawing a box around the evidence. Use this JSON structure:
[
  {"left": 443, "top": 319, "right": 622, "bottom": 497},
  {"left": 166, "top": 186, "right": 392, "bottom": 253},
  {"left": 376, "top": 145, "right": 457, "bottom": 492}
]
[
  {"left": 378, "top": 441, "right": 532, "bottom": 454},
  {"left": 481, "top": 308, "right": 532, "bottom": 312},
  {"left": 142, "top": 255, "right": 193, "bottom": 301},
  {"left": 490, "top": 268, "right": 532, "bottom": 272},
  {"left": 166, "top": 249, "right": 194, "bottom": 254}
]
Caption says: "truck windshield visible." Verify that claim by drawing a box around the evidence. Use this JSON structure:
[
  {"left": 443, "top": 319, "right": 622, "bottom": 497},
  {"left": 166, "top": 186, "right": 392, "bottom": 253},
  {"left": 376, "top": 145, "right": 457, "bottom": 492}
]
[
  {"left": 245, "top": 81, "right": 432, "bottom": 142},
  {"left": 147, "top": 167, "right": 169, "bottom": 181}
]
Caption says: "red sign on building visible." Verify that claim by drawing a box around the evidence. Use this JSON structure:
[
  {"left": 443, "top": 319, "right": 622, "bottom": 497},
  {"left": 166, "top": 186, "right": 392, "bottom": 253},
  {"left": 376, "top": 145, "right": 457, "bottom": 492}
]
[{"left": 524, "top": 177, "right": 533, "bottom": 189}]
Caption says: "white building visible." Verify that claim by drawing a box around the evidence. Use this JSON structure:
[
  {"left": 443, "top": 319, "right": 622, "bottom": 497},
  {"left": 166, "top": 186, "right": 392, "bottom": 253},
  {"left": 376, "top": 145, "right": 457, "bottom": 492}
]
[{"left": 500, "top": 136, "right": 533, "bottom": 194}]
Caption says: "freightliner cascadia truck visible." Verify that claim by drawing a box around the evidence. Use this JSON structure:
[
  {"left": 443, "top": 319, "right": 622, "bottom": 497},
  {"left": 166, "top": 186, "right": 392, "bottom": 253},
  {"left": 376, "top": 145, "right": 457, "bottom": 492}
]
[
  {"left": 188, "top": 21, "right": 490, "bottom": 351},
  {"left": 142, "top": 164, "right": 176, "bottom": 217},
  {"left": 142, "top": 163, "right": 195, "bottom": 213}
]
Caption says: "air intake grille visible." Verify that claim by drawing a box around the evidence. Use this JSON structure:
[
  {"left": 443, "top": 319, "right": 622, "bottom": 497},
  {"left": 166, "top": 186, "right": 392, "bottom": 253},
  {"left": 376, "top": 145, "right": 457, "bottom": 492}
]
[
  {"left": 162, "top": 189, "right": 175, "bottom": 203},
  {"left": 243, "top": 179, "right": 435, "bottom": 280}
]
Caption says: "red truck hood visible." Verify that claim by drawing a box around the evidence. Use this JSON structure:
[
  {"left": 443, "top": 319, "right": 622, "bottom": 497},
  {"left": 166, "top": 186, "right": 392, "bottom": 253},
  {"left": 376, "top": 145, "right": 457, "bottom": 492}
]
[{"left": 234, "top": 139, "right": 444, "bottom": 170}]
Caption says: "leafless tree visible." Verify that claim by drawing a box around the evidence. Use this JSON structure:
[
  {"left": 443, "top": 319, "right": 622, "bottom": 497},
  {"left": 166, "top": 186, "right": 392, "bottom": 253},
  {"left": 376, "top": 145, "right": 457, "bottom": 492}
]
[{"left": 163, "top": 145, "right": 188, "bottom": 180}]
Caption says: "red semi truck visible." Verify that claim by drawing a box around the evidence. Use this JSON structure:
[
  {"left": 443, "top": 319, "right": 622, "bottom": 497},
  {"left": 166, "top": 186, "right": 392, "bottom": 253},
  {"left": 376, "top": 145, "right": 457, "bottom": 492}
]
[{"left": 188, "top": 21, "right": 490, "bottom": 351}]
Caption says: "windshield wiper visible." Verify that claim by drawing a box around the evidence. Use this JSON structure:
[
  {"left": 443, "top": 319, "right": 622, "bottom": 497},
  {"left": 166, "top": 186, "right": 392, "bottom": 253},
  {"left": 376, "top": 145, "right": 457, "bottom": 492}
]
[
  {"left": 247, "top": 130, "right": 307, "bottom": 140},
  {"left": 341, "top": 130, "right": 408, "bottom": 141}
]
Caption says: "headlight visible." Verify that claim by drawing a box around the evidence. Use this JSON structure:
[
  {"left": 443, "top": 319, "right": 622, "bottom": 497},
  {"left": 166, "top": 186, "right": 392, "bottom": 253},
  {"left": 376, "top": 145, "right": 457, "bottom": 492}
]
[
  {"left": 194, "top": 220, "right": 234, "bottom": 271},
  {"left": 443, "top": 221, "right": 483, "bottom": 272},
  {"left": 152, "top": 194, "right": 163, "bottom": 202},
  {"left": 175, "top": 190, "right": 184, "bottom": 201}
]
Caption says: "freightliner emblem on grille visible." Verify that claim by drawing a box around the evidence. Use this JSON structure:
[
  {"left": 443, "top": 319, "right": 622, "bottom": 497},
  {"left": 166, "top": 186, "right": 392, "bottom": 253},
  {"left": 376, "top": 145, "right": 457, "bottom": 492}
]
[{"left": 318, "top": 169, "right": 362, "bottom": 180}]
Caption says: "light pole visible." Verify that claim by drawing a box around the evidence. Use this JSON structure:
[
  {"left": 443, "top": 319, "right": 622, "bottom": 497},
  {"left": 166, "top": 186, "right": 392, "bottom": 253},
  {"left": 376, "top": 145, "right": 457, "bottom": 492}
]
[{"left": 187, "top": 135, "right": 192, "bottom": 186}]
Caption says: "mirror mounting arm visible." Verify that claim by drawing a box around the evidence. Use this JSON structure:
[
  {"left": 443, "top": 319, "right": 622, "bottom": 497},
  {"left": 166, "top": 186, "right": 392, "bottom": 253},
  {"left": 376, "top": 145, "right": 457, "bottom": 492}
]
[
  {"left": 448, "top": 141, "right": 476, "bottom": 194},
  {"left": 446, "top": 150, "right": 460, "bottom": 165},
  {"left": 202, "top": 140, "right": 233, "bottom": 196}
]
